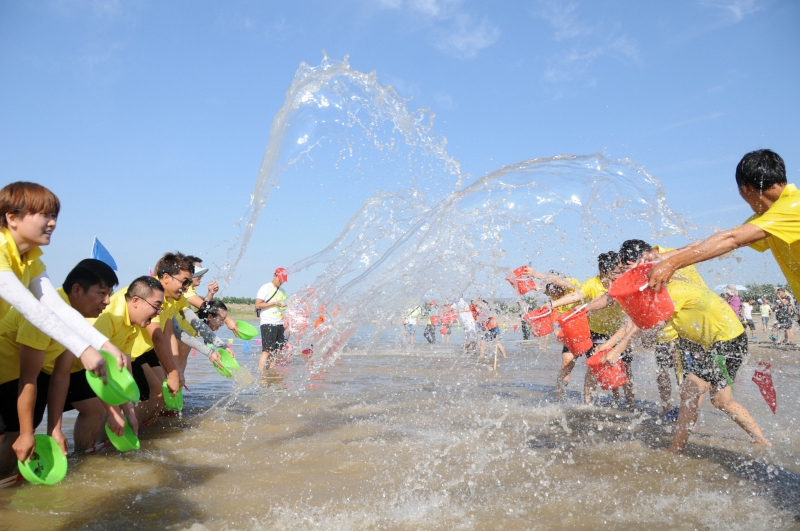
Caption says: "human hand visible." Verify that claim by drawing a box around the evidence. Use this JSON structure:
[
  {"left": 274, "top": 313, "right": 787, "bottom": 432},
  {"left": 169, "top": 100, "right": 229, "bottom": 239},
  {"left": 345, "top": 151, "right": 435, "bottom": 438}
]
[
  {"left": 80, "top": 347, "right": 108, "bottom": 385},
  {"left": 13, "top": 432, "right": 37, "bottom": 463},
  {"left": 102, "top": 342, "right": 127, "bottom": 371},
  {"left": 207, "top": 280, "right": 219, "bottom": 295},
  {"left": 166, "top": 370, "right": 180, "bottom": 396},
  {"left": 107, "top": 406, "right": 126, "bottom": 437},
  {"left": 209, "top": 351, "right": 226, "bottom": 371},
  {"left": 226, "top": 346, "right": 236, "bottom": 359},
  {"left": 51, "top": 428, "right": 69, "bottom": 456},
  {"left": 648, "top": 259, "right": 677, "bottom": 292},
  {"left": 122, "top": 403, "right": 139, "bottom": 436}
]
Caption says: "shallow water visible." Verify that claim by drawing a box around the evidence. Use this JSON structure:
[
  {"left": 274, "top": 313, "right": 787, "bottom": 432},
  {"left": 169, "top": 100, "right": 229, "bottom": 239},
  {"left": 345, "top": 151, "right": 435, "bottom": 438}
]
[{"left": 2, "top": 324, "right": 799, "bottom": 530}]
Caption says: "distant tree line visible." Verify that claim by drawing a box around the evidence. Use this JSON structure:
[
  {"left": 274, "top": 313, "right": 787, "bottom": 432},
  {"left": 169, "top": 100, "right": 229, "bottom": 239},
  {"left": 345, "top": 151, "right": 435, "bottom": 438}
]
[
  {"left": 219, "top": 296, "right": 256, "bottom": 305},
  {"left": 738, "top": 283, "right": 792, "bottom": 304}
]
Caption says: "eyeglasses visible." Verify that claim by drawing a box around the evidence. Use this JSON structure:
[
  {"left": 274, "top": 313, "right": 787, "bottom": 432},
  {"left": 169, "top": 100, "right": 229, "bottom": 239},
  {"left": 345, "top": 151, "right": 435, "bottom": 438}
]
[
  {"left": 169, "top": 274, "right": 193, "bottom": 288},
  {"left": 138, "top": 297, "right": 163, "bottom": 315}
]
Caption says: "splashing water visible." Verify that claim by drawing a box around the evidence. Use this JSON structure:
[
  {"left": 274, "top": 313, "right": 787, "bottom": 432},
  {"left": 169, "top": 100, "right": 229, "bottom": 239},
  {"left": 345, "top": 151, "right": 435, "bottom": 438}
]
[{"left": 218, "top": 53, "right": 689, "bottom": 369}]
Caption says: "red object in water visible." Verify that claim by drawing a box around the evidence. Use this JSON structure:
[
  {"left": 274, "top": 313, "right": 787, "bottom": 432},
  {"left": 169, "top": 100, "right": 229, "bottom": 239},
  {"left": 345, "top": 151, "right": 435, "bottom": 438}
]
[
  {"left": 752, "top": 361, "right": 777, "bottom": 413},
  {"left": 523, "top": 307, "right": 554, "bottom": 337},
  {"left": 608, "top": 263, "right": 674, "bottom": 329},
  {"left": 586, "top": 349, "right": 628, "bottom": 390},
  {"left": 430, "top": 315, "right": 440, "bottom": 325},
  {"left": 557, "top": 306, "right": 593, "bottom": 355},
  {"left": 439, "top": 326, "right": 448, "bottom": 334},
  {"left": 506, "top": 266, "right": 538, "bottom": 295},
  {"left": 441, "top": 312, "right": 458, "bottom": 325}
]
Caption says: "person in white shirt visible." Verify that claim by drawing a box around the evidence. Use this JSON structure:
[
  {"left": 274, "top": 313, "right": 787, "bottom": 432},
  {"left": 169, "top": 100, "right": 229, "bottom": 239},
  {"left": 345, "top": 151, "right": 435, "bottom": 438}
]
[
  {"left": 741, "top": 300, "right": 756, "bottom": 339},
  {"left": 255, "top": 268, "right": 288, "bottom": 371},
  {"left": 454, "top": 297, "right": 477, "bottom": 352}
]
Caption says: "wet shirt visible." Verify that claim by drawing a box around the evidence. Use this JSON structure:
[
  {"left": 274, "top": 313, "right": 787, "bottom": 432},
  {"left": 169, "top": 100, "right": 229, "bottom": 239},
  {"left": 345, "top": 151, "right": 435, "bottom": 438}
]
[
  {"left": 556, "top": 277, "right": 582, "bottom": 314},
  {"left": 0, "top": 227, "right": 47, "bottom": 319},
  {"left": 664, "top": 276, "right": 744, "bottom": 349},
  {"left": 746, "top": 184, "right": 800, "bottom": 296},
  {"left": 0, "top": 288, "right": 69, "bottom": 384},
  {"left": 653, "top": 245, "right": 709, "bottom": 343},
  {"left": 580, "top": 276, "right": 626, "bottom": 335}
]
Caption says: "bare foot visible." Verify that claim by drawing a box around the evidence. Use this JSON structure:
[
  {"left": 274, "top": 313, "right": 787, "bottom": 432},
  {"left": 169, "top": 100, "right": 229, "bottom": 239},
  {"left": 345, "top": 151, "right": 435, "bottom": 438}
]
[{"left": 753, "top": 437, "right": 772, "bottom": 446}]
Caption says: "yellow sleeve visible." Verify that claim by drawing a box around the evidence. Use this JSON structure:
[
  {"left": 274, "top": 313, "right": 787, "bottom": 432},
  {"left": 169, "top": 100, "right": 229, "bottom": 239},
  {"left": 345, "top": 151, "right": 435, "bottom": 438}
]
[
  {"left": 746, "top": 195, "right": 800, "bottom": 245},
  {"left": 92, "top": 313, "right": 115, "bottom": 340},
  {"left": 29, "top": 257, "right": 46, "bottom": 279}
]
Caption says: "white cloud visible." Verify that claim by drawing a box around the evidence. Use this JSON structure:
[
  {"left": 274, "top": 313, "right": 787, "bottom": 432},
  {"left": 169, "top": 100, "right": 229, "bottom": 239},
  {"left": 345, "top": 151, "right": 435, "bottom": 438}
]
[
  {"left": 434, "top": 14, "right": 500, "bottom": 59},
  {"left": 370, "top": 0, "right": 498, "bottom": 59},
  {"left": 533, "top": 1, "right": 640, "bottom": 86},
  {"left": 700, "top": 0, "right": 763, "bottom": 23}
]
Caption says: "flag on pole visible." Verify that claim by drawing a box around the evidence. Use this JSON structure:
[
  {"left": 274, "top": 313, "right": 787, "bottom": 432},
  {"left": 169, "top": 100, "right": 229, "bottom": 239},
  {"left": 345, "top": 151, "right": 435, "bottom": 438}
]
[{"left": 91, "top": 237, "right": 118, "bottom": 271}]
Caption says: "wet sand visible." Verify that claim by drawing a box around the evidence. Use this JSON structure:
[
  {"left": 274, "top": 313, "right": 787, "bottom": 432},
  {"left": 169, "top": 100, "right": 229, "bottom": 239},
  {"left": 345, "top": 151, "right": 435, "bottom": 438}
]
[{"left": 1, "top": 326, "right": 798, "bottom": 530}]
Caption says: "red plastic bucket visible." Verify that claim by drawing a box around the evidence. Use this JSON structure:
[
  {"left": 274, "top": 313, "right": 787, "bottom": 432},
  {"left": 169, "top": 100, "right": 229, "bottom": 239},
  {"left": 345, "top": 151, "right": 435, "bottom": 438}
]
[
  {"left": 439, "top": 326, "right": 449, "bottom": 335},
  {"left": 557, "top": 305, "right": 593, "bottom": 355},
  {"left": 608, "top": 263, "right": 674, "bottom": 329},
  {"left": 441, "top": 312, "right": 458, "bottom": 325},
  {"left": 506, "top": 266, "right": 537, "bottom": 295},
  {"left": 523, "top": 307, "right": 554, "bottom": 337},
  {"left": 586, "top": 349, "right": 628, "bottom": 390},
  {"left": 430, "top": 315, "right": 440, "bottom": 325}
]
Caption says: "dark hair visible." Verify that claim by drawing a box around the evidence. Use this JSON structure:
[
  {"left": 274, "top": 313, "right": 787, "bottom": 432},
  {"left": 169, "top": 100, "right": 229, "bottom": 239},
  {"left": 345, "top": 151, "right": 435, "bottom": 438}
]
[
  {"left": 62, "top": 259, "right": 119, "bottom": 293},
  {"left": 198, "top": 299, "right": 227, "bottom": 321},
  {"left": 598, "top": 251, "right": 619, "bottom": 276},
  {"left": 544, "top": 270, "right": 566, "bottom": 298},
  {"left": 735, "top": 149, "right": 786, "bottom": 192},
  {"left": 0, "top": 182, "right": 60, "bottom": 229},
  {"left": 126, "top": 275, "right": 165, "bottom": 301},
  {"left": 186, "top": 255, "right": 202, "bottom": 265},
  {"left": 619, "top": 239, "right": 652, "bottom": 265},
  {"left": 155, "top": 252, "right": 195, "bottom": 278}
]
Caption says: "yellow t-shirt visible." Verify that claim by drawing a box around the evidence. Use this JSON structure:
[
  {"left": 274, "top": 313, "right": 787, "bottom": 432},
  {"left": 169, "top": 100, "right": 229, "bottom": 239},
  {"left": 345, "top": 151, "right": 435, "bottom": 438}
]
[
  {"left": 0, "top": 288, "right": 69, "bottom": 384},
  {"left": 653, "top": 245, "right": 708, "bottom": 343},
  {"left": 665, "top": 276, "right": 744, "bottom": 349},
  {"left": 0, "top": 227, "right": 47, "bottom": 319},
  {"left": 580, "top": 276, "right": 627, "bottom": 335},
  {"left": 91, "top": 288, "right": 141, "bottom": 358},
  {"left": 745, "top": 183, "right": 800, "bottom": 297},
  {"left": 128, "top": 282, "right": 177, "bottom": 359}
]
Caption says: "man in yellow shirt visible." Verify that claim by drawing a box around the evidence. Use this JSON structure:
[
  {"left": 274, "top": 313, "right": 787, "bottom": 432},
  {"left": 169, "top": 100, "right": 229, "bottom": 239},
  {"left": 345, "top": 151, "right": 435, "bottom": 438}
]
[
  {"left": 649, "top": 150, "right": 799, "bottom": 299},
  {"left": 601, "top": 241, "right": 769, "bottom": 452},
  {"left": 127, "top": 252, "right": 193, "bottom": 423},
  {"left": 542, "top": 254, "right": 632, "bottom": 404},
  {"left": 0, "top": 259, "right": 135, "bottom": 473}
]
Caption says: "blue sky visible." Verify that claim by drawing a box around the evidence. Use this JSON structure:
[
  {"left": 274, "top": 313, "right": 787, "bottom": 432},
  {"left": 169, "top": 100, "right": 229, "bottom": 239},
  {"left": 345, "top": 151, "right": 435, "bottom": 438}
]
[{"left": 1, "top": 1, "right": 798, "bottom": 297}]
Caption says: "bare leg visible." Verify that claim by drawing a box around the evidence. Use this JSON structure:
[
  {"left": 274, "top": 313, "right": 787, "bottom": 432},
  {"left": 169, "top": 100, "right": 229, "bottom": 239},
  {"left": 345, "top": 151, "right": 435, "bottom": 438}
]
[
  {"left": 71, "top": 397, "right": 105, "bottom": 452},
  {"left": 258, "top": 350, "right": 270, "bottom": 371},
  {"left": 497, "top": 341, "right": 507, "bottom": 359},
  {"left": 622, "top": 359, "right": 635, "bottom": 407},
  {"left": 583, "top": 366, "right": 597, "bottom": 404},
  {"left": 556, "top": 351, "right": 576, "bottom": 402},
  {"left": 657, "top": 366, "right": 672, "bottom": 414},
  {"left": 479, "top": 339, "right": 486, "bottom": 359},
  {"left": 710, "top": 386, "right": 770, "bottom": 445},
  {"left": 669, "top": 374, "right": 709, "bottom": 453},
  {"left": 138, "top": 364, "right": 165, "bottom": 424}
]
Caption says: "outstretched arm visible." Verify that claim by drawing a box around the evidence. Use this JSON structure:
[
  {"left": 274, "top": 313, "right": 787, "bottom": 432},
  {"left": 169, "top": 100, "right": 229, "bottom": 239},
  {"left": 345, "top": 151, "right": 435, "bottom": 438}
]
[{"left": 649, "top": 223, "right": 768, "bottom": 291}]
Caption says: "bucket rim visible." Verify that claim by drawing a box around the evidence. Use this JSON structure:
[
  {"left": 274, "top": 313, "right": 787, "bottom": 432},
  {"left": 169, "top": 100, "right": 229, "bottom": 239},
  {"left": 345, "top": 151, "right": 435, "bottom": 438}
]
[
  {"left": 558, "top": 304, "right": 588, "bottom": 322},
  {"left": 608, "top": 262, "right": 656, "bottom": 299}
]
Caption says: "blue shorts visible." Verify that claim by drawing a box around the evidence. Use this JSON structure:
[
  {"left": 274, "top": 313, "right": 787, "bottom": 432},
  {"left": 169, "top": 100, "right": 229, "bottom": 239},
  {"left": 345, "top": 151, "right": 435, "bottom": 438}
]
[{"left": 483, "top": 327, "right": 500, "bottom": 341}]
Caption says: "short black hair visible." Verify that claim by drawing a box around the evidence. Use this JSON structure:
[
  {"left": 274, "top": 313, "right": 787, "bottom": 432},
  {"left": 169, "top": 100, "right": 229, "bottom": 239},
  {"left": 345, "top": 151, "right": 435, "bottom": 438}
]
[
  {"left": 62, "top": 259, "right": 119, "bottom": 293},
  {"left": 198, "top": 299, "right": 227, "bottom": 321},
  {"left": 735, "top": 149, "right": 786, "bottom": 192},
  {"left": 619, "top": 239, "right": 652, "bottom": 265},
  {"left": 155, "top": 252, "right": 195, "bottom": 278},
  {"left": 125, "top": 276, "right": 165, "bottom": 301},
  {"left": 598, "top": 251, "right": 619, "bottom": 276},
  {"left": 544, "top": 270, "right": 567, "bottom": 298}
]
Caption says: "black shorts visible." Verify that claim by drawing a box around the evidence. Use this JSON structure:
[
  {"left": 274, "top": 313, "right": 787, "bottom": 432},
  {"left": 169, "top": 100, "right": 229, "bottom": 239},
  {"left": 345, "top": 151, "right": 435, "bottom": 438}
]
[
  {"left": 744, "top": 319, "right": 755, "bottom": 330},
  {"left": 131, "top": 349, "right": 161, "bottom": 402},
  {"left": 0, "top": 372, "right": 50, "bottom": 434},
  {"left": 63, "top": 369, "right": 97, "bottom": 412},
  {"left": 775, "top": 319, "right": 792, "bottom": 330},
  {"left": 679, "top": 333, "right": 747, "bottom": 390},
  {"left": 483, "top": 327, "right": 500, "bottom": 341},
  {"left": 260, "top": 324, "right": 286, "bottom": 352},
  {"left": 655, "top": 341, "right": 675, "bottom": 369},
  {"left": 583, "top": 331, "right": 633, "bottom": 363}
]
